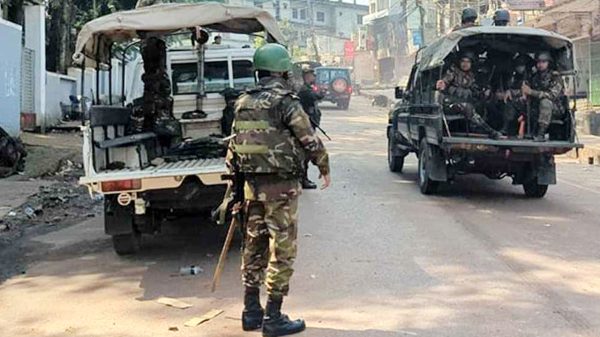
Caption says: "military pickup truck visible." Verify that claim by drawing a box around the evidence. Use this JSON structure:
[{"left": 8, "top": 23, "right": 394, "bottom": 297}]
[
  {"left": 73, "top": 3, "right": 285, "bottom": 254},
  {"left": 387, "top": 26, "right": 583, "bottom": 197}
]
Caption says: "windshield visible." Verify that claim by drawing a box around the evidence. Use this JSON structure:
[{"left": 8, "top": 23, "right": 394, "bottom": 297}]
[
  {"left": 316, "top": 69, "right": 350, "bottom": 84},
  {"left": 172, "top": 60, "right": 255, "bottom": 95}
]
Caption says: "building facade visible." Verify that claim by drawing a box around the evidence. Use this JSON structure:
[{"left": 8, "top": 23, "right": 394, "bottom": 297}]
[{"left": 255, "top": 0, "right": 368, "bottom": 63}]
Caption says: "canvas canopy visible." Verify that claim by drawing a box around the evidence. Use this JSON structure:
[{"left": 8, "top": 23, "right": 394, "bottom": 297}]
[
  {"left": 73, "top": 2, "right": 286, "bottom": 66},
  {"left": 418, "top": 26, "right": 574, "bottom": 72}
]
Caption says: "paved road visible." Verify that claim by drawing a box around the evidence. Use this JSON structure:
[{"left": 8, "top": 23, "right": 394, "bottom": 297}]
[{"left": 1, "top": 95, "right": 600, "bottom": 337}]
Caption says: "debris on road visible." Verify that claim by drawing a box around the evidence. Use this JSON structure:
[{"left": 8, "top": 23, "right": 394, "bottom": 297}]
[
  {"left": 184, "top": 309, "right": 224, "bottom": 327},
  {"left": 303, "top": 233, "right": 313, "bottom": 238},
  {"left": 0, "top": 182, "right": 102, "bottom": 235},
  {"left": 168, "top": 326, "right": 179, "bottom": 332},
  {"left": 0, "top": 126, "right": 27, "bottom": 178},
  {"left": 179, "top": 265, "right": 204, "bottom": 276},
  {"left": 157, "top": 297, "right": 192, "bottom": 309}
]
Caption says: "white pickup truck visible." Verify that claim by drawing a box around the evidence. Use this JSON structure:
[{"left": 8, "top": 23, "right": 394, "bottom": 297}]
[{"left": 73, "top": 3, "right": 285, "bottom": 254}]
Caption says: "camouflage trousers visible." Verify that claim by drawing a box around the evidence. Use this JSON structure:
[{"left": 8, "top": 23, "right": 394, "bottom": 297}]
[
  {"left": 241, "top": 197, "right": 299, "bottom": 297},
  {"left": 450, "top": 102, "right": 497, "bottom": 134}
]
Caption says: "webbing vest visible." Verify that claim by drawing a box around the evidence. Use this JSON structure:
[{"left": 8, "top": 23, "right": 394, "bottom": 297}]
[{"left": 232, "top": 87, "right": 305, "bottom": 175}]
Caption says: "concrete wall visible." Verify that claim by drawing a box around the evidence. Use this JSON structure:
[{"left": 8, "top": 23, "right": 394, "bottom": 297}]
[
  {"left": 45, "top": 72, "right": 77, "bottom": 126},
  {"left": 0, "top": 19, "right": 22, "bottom": 137}
]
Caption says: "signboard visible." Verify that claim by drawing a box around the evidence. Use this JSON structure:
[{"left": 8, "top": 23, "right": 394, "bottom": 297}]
[
  {"left": 344, "top": 40, "right": 355, "bottom": 58},
  {"left": 506, "top": 0, "right": 546, "bottom": 10},
  {"left": 412, "top": 31, "right": 422, "bottom": 47}
]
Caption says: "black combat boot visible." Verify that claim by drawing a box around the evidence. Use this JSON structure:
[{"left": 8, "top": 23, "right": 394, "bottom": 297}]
[
  {"left": 302, "top": 178, "right": 317, "bottom": 190},
  {"left": 242, "top": 287, "right": 264, "bottom": 331},
  {"left": 534, "top": 123, "right": 548, "bottom": 142},
  {"left": 262, "top": 295, "right": 306, "bottom": 337}
]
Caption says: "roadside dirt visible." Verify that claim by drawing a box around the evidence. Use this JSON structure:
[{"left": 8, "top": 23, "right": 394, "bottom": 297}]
[{"left": 0, "top": 130, "right": 103, "bottom": 282}]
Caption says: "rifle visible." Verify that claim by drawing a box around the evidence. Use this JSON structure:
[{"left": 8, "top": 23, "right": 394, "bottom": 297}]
[
  {"left": 310, "top": 115, "right": 332, "bottom": 141},
  {"left": 211, "top": 152, "right": 245, "bottom": 292}
]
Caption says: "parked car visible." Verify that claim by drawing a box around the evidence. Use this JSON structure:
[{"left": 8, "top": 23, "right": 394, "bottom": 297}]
[{"left": 315, "top": 67, "right": 352, "bottom": 110}]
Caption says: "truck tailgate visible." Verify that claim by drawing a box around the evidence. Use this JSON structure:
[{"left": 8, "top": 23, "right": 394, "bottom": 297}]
[
  {"left": 80, "top": 158, "right": 227, "bottom": 193},
  {"left": 442, "top": 137, "right": 583, "bottom": 155}
]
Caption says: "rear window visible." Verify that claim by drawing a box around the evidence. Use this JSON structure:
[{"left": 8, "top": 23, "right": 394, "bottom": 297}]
[
  {"left": 316, "top": 69, "right": 350, "bottom": 83},
  {"left": 172, "top": 60, "right": 255, "bottom": 95}
]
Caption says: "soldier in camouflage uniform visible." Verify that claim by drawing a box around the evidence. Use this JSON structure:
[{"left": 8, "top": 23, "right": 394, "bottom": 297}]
[
  {"left": 452, "top": 8, "right": 478, "bottom": 31},
  {"left": 230, "top": 43, "right": 331, "bottom": 337},
  {"left": 502, "top": 53, "right": 533, "bottom": 135},
  {"left": 521, "top": 52, "right": 565, "bottom": 141},
  {"left": 436, "top": 51, "right": 502, "bottom": 139},
  {"left": 297, "top": 67, "right": 324, "bottom": 190}
]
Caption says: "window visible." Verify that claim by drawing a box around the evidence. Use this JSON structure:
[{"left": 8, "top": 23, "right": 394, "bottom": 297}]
[
  {"left": 316, "top": 11, "right": 325, "bottom": 23},
  {"left": 172, "top": 60, "right": 255, "bottom": 95},
  {"left": 357, "top": 14, "right": 363, "bottom": 25},
  {"left": 300, "top": 9, "right": 306, "bottom": 20},
  {"left": 292, "top": 8, "right": 298, "bottom": 19},
  {"left": 172, "top": 61, "right": 229, "bottom": 95},
  {"left": 232, "top": 60, "right": 255, "bottom": 91}
]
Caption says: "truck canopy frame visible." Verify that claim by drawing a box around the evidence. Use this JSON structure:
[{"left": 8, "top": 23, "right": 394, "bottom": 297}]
[
  {"left": 73, "top": 2, "right": 286, "bottom": 67},
  {"left": 418, "top": 26, "right": 575, "bottom": 72}
]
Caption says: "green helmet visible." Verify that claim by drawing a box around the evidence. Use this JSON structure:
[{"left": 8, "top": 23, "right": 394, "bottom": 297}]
[
  {"left": 536, "top": 51, "right": 553, "bottom": 62},
  {"left": 494, "top": 9, "right": 510, "bottom": 25},
  {"left": 462, "top": 7, "right": 478, "bottom": 23},
  {"left": 253, "top": 43, "right": 292, "bottom": 73}
]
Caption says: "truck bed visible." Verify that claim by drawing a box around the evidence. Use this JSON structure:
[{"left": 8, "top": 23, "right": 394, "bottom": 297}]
[
  {"left": 80, "top": 158, "right": 227, "bottom": 193},
  {"left": 442, "top": 136, "right": 583, "bottom": 155}
]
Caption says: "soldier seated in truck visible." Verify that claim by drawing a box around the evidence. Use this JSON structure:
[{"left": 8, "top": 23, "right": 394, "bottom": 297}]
[{"left": 436, "top": 51, "right": 502, "bottom": 139}]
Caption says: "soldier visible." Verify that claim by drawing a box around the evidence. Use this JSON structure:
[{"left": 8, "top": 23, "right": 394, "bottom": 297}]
[
  {"left": 521, "top": 52, "right": 564, "bottom": 141},
  {"left": 493, "top": 9, "right": 510, "bottom": 26},
  {"left": 436, "top": 51, "right": 502, "bottom": 139},
  {"left": 231, "top": 43, "right": 331, "bottom": 336},
  {"left": 502, "top": 53, "right": 533, "bottom": 135},
  {"left": 453, "top": 8, "right": 478, "bottom": 31},
  {"left": 297, "top": 67, "right": 324, "bottom": 190}
]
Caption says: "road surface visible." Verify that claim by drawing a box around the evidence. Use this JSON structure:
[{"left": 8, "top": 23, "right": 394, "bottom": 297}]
[{"left": 1, "top": 94, "right": 599, "bottom": 337}]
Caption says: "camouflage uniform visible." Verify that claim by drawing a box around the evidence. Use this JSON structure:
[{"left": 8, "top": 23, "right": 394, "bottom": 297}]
[
  {"left": 440, "top": 65, "right": 499, "bottom": 136},
  {"left": 503, "top": 69, "right": 530, "bottom": 135},
  {"left": 231, "top": 76, "right": 329, "bottom": 297},
  {"left": 529, "top": 70, "right": 564, "bottom": 133}
]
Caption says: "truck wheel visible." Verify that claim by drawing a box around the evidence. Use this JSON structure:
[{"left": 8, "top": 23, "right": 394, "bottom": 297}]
[
  {"left": 388, "top": 137, "right": 405, "bottom": 173},
  {"left": 418, "top": 138, "right": 439, "bottom": 195},
  {"left": 112, "top": 232, "right": 141, "bottom": 255},
  {"left": 523, "top": 181, "right": 548, "bottom": 198}
]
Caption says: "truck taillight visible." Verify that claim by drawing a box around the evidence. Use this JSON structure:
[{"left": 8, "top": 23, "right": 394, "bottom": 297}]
[
  {"left": 101, "top": 179, "right": 142, "bottom": 192},
  {"left": 347, "top": 86, "right": 353, "bottom": 94}
]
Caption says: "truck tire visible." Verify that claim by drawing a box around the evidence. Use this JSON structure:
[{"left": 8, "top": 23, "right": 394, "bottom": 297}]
[
  {"left": 418, "top": 138, "right": 439, "bottom": 195},
  {"left": 523, "top": 181, "right": 548, "bottom": 198},
  {"left": 337, "top": 99, "right": 350, "bottom": 110},
  {"left": 387, "top": 137, "right": 405, "bottom": 173},
  {"left": 112, "top": 232, "right": 141, "bottom": 255}
]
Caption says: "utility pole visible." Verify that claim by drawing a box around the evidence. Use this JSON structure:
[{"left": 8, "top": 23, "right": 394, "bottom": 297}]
[
  {"left": 417, "top": 0, "right": 425, "bottom": 46},
  {"left": 306, "top": 0, "right": 320, "bottom": 62}
]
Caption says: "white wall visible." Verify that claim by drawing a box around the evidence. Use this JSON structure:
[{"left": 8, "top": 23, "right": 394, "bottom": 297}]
[
  {"left": 45, "top": 72, "right": 77, "bottom": 126},
  {"left": 0, "top": 18, "right": 22, "bottom": 137},
  {"left": 24, "top": 4, "right": 46, "bottom": 131}
]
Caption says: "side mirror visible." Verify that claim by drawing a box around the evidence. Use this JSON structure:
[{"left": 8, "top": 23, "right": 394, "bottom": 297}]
[{"left": 394, "top": 86, "right": 404, "bottom": 99}]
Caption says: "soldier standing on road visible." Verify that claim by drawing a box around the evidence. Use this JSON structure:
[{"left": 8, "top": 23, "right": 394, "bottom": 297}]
[
  {"left": 493, "top": 9, "right": 511, "bottom": 26},
  {"left": 502, "top": 54, "right": 533, "bottom": 135},
  {"left": 297, "top": 67, "right": 324, "bottom": 190},
  {"left": 436, "top": 51, "right": 502, "bottom": 139},
  {"left": 453, "top": 8, "right": 478, "bottom": 31},
  {"left": 230, "top": 43, "right": 331, "bottom": 337},
  {"left": 521, "top": 52, "right": 565, "bottom": 141}
]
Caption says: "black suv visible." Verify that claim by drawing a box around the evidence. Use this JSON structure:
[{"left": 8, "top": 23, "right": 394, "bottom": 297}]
[{"left": 315, "top": 67, "right": 352, "bottom": 110}]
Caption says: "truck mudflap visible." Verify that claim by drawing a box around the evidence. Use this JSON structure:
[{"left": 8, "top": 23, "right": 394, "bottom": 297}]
[{"left": 441, "top": 136, "right": 583, "bottom": 155}]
